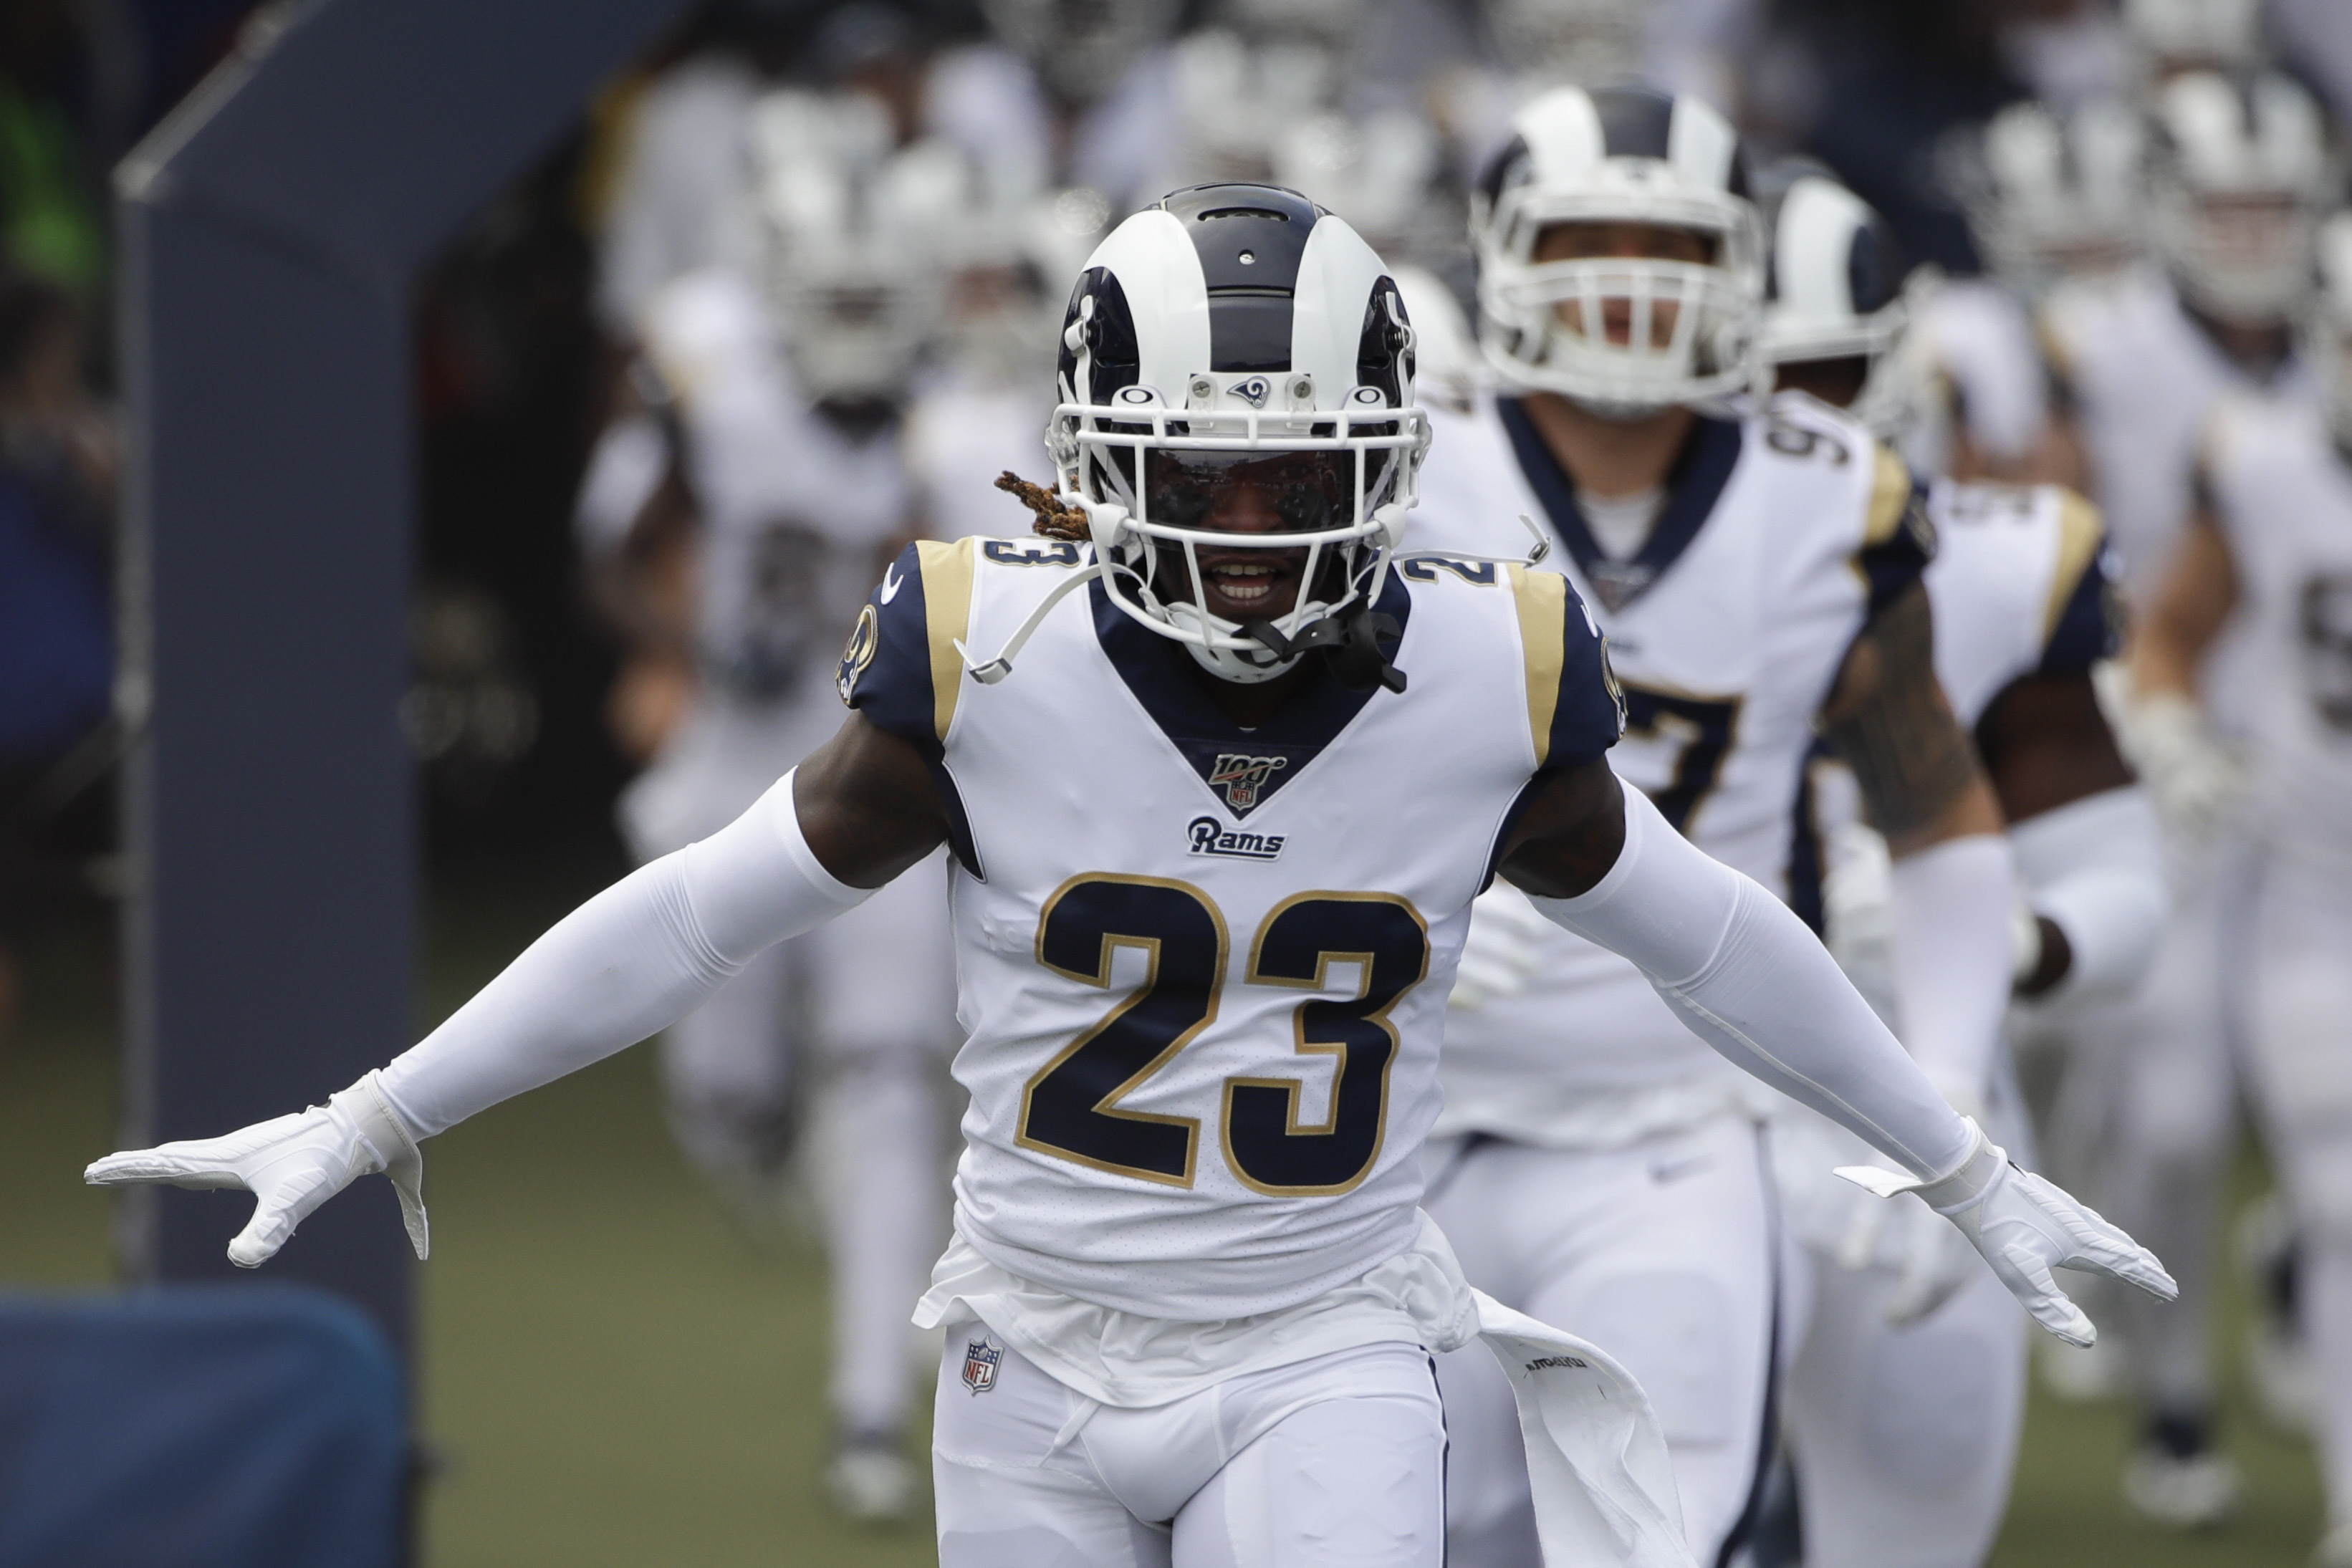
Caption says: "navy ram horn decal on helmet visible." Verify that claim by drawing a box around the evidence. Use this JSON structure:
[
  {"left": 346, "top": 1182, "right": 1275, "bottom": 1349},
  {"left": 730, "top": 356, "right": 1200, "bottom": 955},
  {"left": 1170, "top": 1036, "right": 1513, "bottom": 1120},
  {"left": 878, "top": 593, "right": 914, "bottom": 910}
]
[{"left": 1048, "top": 183, "right": 1431, "bottom": 689}]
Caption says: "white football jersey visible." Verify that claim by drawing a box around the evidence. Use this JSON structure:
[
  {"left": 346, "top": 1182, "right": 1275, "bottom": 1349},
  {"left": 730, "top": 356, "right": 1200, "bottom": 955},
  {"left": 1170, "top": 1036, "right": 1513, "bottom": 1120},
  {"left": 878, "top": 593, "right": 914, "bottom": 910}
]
[
  {"left": 1411, "top": 390, "right": 1934, "bottom": 1135},
  {"left": 640, "top": 268, "right": 916, "bottom": 706},
  {"left": 1901, "top": 276, "right": 2053, "bottom": 478},
  {"left": 837, "top": 535, "right": 1623, "bottom": 1319},
  {"left": 2041, "top": 261, "right": 2302, "bottom": 609},
  {"left": 2199, "top": 392, "right": 2352, "bottom": 870},
  {"left": 1923, "top": 479, "right": 2114, "bottom": 728}
]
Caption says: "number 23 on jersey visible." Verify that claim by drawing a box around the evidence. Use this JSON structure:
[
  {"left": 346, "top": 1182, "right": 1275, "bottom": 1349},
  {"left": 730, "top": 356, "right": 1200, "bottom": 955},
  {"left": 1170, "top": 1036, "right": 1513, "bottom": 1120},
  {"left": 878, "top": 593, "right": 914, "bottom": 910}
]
[{"left": 1019, "top": 875, "right": 1430, "bottom": 1198}]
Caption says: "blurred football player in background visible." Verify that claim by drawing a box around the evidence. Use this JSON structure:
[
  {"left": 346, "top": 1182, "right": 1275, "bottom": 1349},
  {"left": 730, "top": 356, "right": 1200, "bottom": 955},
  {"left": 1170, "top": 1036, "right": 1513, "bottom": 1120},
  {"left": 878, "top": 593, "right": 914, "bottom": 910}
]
[
  {"left": 576, "top": 86, "right": 959, "bottom": 1519},
  {"left": 2128, "top": 210, "right": 2352, "bottom": 1567},
  {"left": 2045, "top": 64, "right": 2335, "bottom": 1523},
  {"left": 1758, "top": 169, "right": 2164, "bottom": 1568},
  {"left": 1411, "top": 86, "right": 2022, "bottom": 1566}
]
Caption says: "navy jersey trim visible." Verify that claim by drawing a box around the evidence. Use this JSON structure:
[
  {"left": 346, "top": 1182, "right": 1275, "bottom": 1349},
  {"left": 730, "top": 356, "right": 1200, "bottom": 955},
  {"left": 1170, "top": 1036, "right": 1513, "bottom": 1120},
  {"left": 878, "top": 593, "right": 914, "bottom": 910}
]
[
  {"left": 1088, "top": 574, "right": 1411, "bottom": 819},
  {"left": 2037, "top": 546, "right": 2121, "bottom": 678},
  {"left": 835, "top": 542, "right": 988, "bottom": 877},
  {"left": 1856, "top": 476, "right": 1934, "bottom": 622},
  {"left": 840, "top": 542, "right": 941, "bottom": 758},
  {"left": 1497, "top": 398, "right": 1745, "bottom": 612}
]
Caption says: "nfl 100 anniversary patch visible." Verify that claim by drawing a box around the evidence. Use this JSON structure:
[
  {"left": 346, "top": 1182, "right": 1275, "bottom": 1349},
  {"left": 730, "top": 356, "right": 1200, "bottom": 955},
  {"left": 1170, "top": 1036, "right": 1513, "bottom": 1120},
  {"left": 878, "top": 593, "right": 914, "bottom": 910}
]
[{"left": 962, "top": 1336, "right": 1004, "bottom": 1395}]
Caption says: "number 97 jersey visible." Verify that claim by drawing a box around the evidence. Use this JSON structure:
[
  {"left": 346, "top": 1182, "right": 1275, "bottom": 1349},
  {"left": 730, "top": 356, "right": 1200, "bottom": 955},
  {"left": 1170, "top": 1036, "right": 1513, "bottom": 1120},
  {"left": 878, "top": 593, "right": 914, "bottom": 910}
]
[{"left": 836, "top": 535, "right": 1622, "bottom": 1322}]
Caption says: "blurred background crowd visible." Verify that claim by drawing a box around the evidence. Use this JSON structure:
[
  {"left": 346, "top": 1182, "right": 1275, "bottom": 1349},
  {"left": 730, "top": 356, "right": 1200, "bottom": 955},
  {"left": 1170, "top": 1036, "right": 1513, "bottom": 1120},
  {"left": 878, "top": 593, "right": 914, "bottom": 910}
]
[{"left": 8, "top": 0, "right": 2352, "bottom": 1562}]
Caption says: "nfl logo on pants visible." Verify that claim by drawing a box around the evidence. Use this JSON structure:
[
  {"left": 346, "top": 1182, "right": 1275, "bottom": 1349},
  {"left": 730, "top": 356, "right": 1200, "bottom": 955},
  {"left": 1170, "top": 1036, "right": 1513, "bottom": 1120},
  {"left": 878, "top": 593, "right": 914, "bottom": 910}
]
[{"left": 962, "top": 1337, "right": 1003, "bottom": 1395}]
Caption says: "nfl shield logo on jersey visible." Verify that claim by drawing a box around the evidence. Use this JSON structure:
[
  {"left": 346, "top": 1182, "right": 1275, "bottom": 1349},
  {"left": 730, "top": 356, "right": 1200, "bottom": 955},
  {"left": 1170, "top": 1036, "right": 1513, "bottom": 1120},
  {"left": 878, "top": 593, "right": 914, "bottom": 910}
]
[
  {"left": 1206, "top": 754, "right": 1287, "bottom": 811},
  {"left": 961, "top": 1337, "right": 1003, "bottom": 1395}
]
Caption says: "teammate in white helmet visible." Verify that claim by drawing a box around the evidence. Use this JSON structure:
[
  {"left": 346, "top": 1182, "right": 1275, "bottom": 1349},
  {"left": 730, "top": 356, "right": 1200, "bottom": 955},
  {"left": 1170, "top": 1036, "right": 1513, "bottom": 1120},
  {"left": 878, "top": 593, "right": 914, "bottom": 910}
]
[
  {"left": 1758, "top": 171, "right": 2166, "bottom": 1568},
  {"left": 1926, "top": 97, "right": 2148, "bottom": 486},
  {"left": 1403, "top": 85, "right": 2061, "bottom": 1566},
  {"left": 2130, "top": 211, "right": 2352, "bottom": 1568},
  {"left": 83, "top": 182, "right": 2172, "bottom": 1568},
  {"left": 2040, "top": 67, "right": 2331, "bottom": 1520},
  {"left": 572, "top": 89, "right": 961, "bottom": 1519}
]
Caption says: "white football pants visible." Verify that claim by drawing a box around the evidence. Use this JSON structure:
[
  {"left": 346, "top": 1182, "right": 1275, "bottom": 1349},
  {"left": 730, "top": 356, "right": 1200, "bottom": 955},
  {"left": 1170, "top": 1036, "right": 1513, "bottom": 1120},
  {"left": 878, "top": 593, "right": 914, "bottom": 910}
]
[
  {"left": 931, "top": 1336, "right": 1446, "bottom": 1568},
  {"left": 1778, "top": 1233, "right": 2025, "bottom": 1567},
  {"left": 623, "top": 696, "right": 959, "bottom": 1439},
  {"left": 2238, "top": 850, "right": 2352, "bottom": 1530},
  {"left": 1424, "top": 1112, "right": 1776, "bottom": 1567},
  {"left": 2101, "top": 840, "right": 2250, "bottom": 1419}
]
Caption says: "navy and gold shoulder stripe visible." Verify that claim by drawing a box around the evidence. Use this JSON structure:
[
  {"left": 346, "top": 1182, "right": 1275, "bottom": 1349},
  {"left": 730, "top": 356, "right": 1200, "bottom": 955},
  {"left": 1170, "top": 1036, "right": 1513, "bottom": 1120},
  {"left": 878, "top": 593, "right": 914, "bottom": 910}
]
[
  {"left": 1507, "top": 564, "right": 1626, "bottom": 772},
  {"left": 2037, "top": 489, "right": 2120, "bottom": 677},
  {"left": 1856, "top": 443, "right": 1934, "bottom": 617},
  {"left": 837, "top": 537, "right": 979, "bottom": 753}
]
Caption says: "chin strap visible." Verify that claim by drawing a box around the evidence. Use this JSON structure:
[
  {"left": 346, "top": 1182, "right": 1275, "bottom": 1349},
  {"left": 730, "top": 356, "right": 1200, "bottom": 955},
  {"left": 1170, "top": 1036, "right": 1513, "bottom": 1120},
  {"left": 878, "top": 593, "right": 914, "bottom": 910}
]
[{"left": 1287, "top": 608, "right": 1407, "bottom": 693}]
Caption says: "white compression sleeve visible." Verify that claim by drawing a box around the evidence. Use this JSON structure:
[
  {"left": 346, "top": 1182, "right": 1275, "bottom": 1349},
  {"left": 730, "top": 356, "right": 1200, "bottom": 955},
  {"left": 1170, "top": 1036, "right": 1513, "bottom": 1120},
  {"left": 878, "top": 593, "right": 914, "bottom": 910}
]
[
  {"left": 2009, "top": 786, "right": 2166, "bottom": 1004},
  {"left": 1888, "top": 833, "right": 2018, "bottom": 1108},
  {"left": 377, "top": 770, "right": 872, "bottom": 1137},
  {"left": 1527, "top": 786, "right": 1974, "bottom": 1180}
]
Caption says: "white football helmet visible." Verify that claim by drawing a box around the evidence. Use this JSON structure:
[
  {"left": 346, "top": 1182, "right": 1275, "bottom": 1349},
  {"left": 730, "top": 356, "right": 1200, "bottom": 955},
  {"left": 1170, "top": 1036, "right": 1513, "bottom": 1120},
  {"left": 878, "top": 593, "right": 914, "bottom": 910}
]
[
  {"left": 2146, "top": 70, "right": 2333, "bottom": 325},
  {"left": 979, "top": 0, "right": 1182, "bottom": 106},
  {"left": 1758, "top": 175, "right": 1916, "bottom": 438},
  {"left": 1052, "top": 184, "right": 1429, "bottom": 686},
  {"left": 1960, "top": 98, "right": 2144, "bottom": 294},
  {"left": 749, "top": 91, "right": 949, "bottom": 402},
  {"left": 1472, "top": 85, "right": 1763, "bottom": 417},
  {"left": 2306, "top": 212, "right": 2352, "bottom": 446}
]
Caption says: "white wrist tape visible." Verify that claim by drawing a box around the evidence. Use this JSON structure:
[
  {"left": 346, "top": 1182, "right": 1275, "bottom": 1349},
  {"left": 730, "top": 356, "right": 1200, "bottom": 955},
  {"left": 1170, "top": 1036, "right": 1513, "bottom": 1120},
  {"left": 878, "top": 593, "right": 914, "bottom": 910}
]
[
  {"left": 378, "top": 770, "right": 872, "bottom": 1137},
  {"left": 1888, "top": 833, "right": 2017, "bottom": 1105},
  {"left": 1527, "top": 784, "right": 1974, "bottom": 1180},
  {"left": 2009, "top": 786, "right": 2166, "bottom": 1003}
]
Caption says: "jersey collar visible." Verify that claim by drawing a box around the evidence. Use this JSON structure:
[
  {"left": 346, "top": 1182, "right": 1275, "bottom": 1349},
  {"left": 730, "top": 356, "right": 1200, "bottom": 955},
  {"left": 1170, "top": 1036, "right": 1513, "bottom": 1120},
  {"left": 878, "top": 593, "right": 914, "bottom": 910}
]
[
  {"left": 1497, "top": 397, "right": 1744, "bottom": 613},
  {"left": 1088, "top": 574, "right": 1412, "bottom": 819}
]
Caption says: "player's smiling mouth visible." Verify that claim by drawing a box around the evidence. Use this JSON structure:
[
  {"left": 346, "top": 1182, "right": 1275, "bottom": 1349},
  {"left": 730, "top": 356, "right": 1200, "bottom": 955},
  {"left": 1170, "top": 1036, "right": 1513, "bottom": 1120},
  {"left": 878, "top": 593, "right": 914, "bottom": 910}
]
[
  {"left": 1207, "top": 562, "right": 1280, "bottom": 605},
  {"left": 1196, "top": 553, "right": 1303, "bottom": 619}
]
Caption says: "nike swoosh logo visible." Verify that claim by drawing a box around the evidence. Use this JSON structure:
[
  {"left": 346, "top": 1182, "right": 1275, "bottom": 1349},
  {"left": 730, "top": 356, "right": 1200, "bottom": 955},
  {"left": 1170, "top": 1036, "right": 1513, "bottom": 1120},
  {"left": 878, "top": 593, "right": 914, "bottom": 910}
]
[{"left": 880, "top": 563, "right": 904, "bottom": 604}]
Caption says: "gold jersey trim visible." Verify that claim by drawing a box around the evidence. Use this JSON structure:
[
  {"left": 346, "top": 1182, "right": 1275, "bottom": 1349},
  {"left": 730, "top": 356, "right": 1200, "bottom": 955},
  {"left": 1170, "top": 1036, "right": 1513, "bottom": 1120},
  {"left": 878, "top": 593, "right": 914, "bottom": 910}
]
[
  {"left": 1863, "top": 441, "right": 1913, "bottom": 546},
  {"left": 919, "top": 537, "right": 978, "bottom": 743},
  {"left": 1508, "top": 564, "right": 1568, "bottom": 769},
  {"left": 2043, "top": 487, "right": 2106, "bottom": 645}
]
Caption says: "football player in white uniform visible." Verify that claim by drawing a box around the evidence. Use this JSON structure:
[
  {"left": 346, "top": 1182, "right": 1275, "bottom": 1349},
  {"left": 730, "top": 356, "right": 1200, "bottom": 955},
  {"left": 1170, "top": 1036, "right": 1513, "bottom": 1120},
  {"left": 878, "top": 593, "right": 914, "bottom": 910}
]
[
  {"left": 1929, "top": 96, "right": 2148, "bottom": 488},
  {"left": 85, "top": 185, "right": 2172, "bottom": 1568},
  {"left": 1406, "top": 87, "right": 2035, "bottom": 1566},
  {"left": 2132, "top": 212, "right": 2352, "bottom": 1567},
  {"left": 1759, "top": 173, "right": 2166, "bottom": 1568},
  {"left": 2040, "top": 67, "right": 2331, "bottom": 1515},
  {"left": 572, "top": 90, "right": 960, "bottom": 1518}
]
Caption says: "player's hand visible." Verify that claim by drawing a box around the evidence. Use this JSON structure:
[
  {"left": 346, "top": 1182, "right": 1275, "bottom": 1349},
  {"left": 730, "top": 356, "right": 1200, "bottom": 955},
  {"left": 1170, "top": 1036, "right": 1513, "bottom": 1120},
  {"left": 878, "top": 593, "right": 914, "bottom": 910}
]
[
  {"left": 85, "top": 1072, "right": 427, "bottom": 1269},
  {"left": 2098, "top": 669, "right": 2242, "bottom": 842},
  {"left": 1449, "top": 882, "right": 1553, "bottom": 1011},
  {"left": 1837, "top": 1118, "right": 2175, "bottom": 1347}
]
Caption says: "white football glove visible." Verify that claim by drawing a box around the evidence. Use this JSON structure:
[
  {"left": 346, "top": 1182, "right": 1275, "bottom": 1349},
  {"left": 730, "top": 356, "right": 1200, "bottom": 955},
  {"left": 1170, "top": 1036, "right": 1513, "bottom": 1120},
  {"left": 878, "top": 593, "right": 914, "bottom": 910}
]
[
  {"left": 1449, "top": 882, "right": 1554, "bottom": 1011},
  {"left": 85, "top": 1072, "right": 427, "bottom": 1269},
  {"left": 1838, "top": 1118, "right": 2175, "bottom": 1347},
  {"left": 2096, "top": 665, "right": 2242, "bottom": 844}
]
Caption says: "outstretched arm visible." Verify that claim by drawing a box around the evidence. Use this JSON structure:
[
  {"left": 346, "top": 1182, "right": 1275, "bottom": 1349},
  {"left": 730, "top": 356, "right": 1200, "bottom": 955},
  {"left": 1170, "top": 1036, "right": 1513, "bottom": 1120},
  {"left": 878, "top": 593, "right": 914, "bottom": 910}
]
[
  {"left": 1498, "top": 757, "right": 2174, "bottom": 1344},
  {"left": 86, "top": 714, "right": 946, "bottom": 1266}
]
